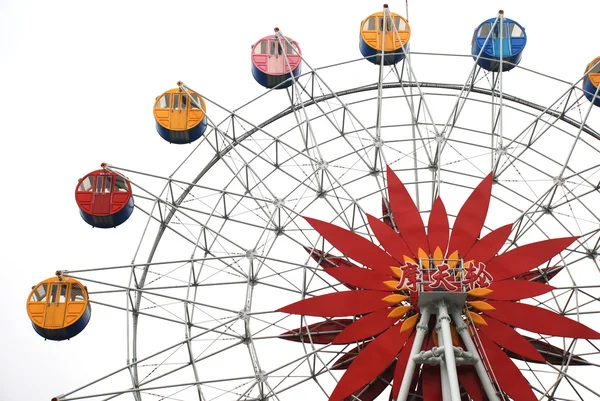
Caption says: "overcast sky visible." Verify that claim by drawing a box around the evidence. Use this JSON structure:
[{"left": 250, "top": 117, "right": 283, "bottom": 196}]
[{"left": 2, "top": 1, "right": 600, "bottom": 400}]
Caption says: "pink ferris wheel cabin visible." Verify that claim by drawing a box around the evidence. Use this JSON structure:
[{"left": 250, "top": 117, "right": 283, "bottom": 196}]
[{"left": 251, "top": 31, "right": 302, "bottom": 89}]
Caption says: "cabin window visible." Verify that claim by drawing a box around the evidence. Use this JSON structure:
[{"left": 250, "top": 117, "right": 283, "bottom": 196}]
[
  {"left": 49, "top": 284, "right": 59, "bottom": 303},
  {"left": 78, "top": 176, "right": 94, "bottom": 192},
  {"left": 172, "top": 93, "right": 180, "bottom": 110},
  {"left": 115, "top": 176, "right": 129, "bottom": 192},
  {"left": 95, "top": 176, "right": 104, "bottom": 193},
  {"left": 254, "top": 40, "right": 267, "bottom": 54},
  {"left": 394, "top": 17, "right": 407, "bottom": 31},
  {"left": 286, "top": 42, "right": 297, "bottom": 55},
  {"left": 492, "top": 22, "right": 506, "bottom": 39},
  {"left": 379, "top": 17, "right": 395, "bottom": 32},
  {"left": 270, "top": 40, "right": 283, "bottom": 56},
  {"left": 190, "top": 94, "right": 202, "bottom": 109},
  {"left": 478, "top": 23, "right": 491, "bottom": 37},
  {"left": 156, "top": 94, "right": 170, "bottom": 109},
  {"left": 30, "top": 284, "right": 48, "bottom": 302},
  {"left": 103, "top": 176, "right": 112, "bottom": 193},
  {"left": 509, "top": 23, "right": 524, "bottom": 37},
  {"left": 181, "top": 95, "right": 187, "bottom": 110},
  {"left": 70, "top": 284, "right": 85, "bottom": 302},
  {"left": 590, "top": 61, "right": 600, "bottom": 74},
  {"left": 364, "top": 17, "right": 376, "bottom": 31},
  {"left": 59, "top": 285, "right": 67, "bottom": 303}
]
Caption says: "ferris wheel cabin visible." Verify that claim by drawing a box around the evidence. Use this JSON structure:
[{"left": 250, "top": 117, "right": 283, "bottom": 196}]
[
  {"left": 251, "top": 31, "right": 302, "bottom": 89},
  {"left": 471, "top": 12, "right": 526, "bottom": 72},
  {"left": 153, "top": 87, "right": 207, "bottom": 144},
  {"left": 359, "top": 7, "right": 410, "bottom": 65},
  {"left": 26, "top": 275, "right": 91, "bottom": 341},
  {"left": 75, "top": 168, "right": 134, "bottom": 228},
  {"left": 584, "top": 57, "right": 600, "bottom": 106}
]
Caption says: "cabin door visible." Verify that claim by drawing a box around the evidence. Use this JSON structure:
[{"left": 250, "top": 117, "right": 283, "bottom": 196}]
[
  {"left": 44, "top": 283, "right": 67, "bottom": 328},
  {"left": 92, "top": 175, "right": 112, "bottom": 215},
  {"left": 170, "top": 93, "right": 188, "bottom": 131},
  {"left": 268, "top": 39, "right": 284, "bottom": 74},
  {"left": 494, "top": 23, "right": 510, "bottom": 59}
]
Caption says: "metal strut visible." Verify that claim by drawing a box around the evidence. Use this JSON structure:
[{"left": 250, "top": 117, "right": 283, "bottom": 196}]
[{"left": 396, "top": 293, "right": 500, "bottom": 401}]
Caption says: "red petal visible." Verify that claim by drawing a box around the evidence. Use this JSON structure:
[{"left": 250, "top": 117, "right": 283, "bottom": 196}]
[
  {"left": 486, "top": 280, "right": 555, "bottom": 301},
  {"left": 305, "top": 217, "right": 398, "bottom": 274},
  {"left": 427, "top": 197, "right": 449, "bottom": 255},
  {"left": 386, "top": 166, "right": 428, "bottom": 256},
  {"left": 477, "top": 317, "right": 545, "bottom": 362},
  {"left": 367, "top": 213, "right": 412, "bottom": 265},
  {"left": 324, "top": 266, "right": 394, "bottom": 292},
  {"left": 333, "top": 308, "right": 396, "bottom": 344},
  {"left": 342, "top": 363, "right": 395, "bottom": 401},
  {"left": 486, "top": 237, "right": 578, "bottom": 281},
  {"left": 477, "top": 333, "right": 538, "bottom": 401},
  {"left": 457, "top": 366, "right": 483, "bottom": 401},
  {"left": 278, "top": 290, "right": 391, "bottom": 317},
  {"left": 391, "top": 332, "right": 416, "bottom": 399},
  {"left": 329, "top": 325, "right": 410, "bottom": 401},
  {"left": 421, "top": 366, "right": 442, "bottom": 401},
  {"left": 463, "top": 224, "right": 512, "bottom": 264},
  {"left": 448, "top": 173, "right": 493, "bottom": 257},
  {"left": 485, "top": 301, "right": 600, "bottom": 339},
  {"left": 279, "top": 319, "right": 352, "bottom": 344}
]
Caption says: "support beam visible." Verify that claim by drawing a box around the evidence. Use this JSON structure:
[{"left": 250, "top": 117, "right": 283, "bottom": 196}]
[{"left": 397, "top": 307, "right": 431, "bottom": 401}]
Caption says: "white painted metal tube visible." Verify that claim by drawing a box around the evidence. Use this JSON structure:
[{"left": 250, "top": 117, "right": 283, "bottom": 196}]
[
  {"left": 397, "top": 307, "right": 431, "bottom": 401},
  {"left": 437, "top": 302, "right": 461, "bottom": 400},
  {"left": 451, "top": 309, "right": 500, "bottom": 401}
]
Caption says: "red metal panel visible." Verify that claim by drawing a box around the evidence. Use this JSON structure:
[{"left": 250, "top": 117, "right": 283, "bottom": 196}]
[
  {"left": 333, "top": 308, "right": 396, "bottom": 344},
  {"left": 463, "top": 223, "right": 512, "bottom": 264},
  {"left": 477, "top": 333, "right": 538, "bottom": 401},
  {"left": 366, "top": 213, "right": 411, "bottom": 264},
  {"left": 304, "top": 217, "right": 398, "bottom": 274},
  {"left": 386, "top": 166, "right": 429, "bottom": 256},
  {"left": 448, "top": 173, "right": 493, "bottom": 258},
  {"left": 324, "top": 266, "right": 394, "bottom": 292},
  {"left": 486, "top": 280, "right": 554, "bottom": 301},
  {"left": 477, "top": 316, "right": 544, "bottom": 362},
  {"left": 328, "top": 325, "right": 411, "bottom": 401},
  {"left": 92, "top": 192, "right": 111, "bottom": 215},
  {"left": 277, "top": 290, "right": 390, "bottom": 317},
  {"left": 485, "top": 301, "right": 600, "bottom": 339},
  {"left": 486, "top": 236, "right": 578, "bottom": 281},
  {"left": 427, "top": 197, "right": 449, "bottom": 255},
  {"left": 279, "top": 319, "right": 353, "bottom": 344},
  {"left": 457, "top": 366, "right": 483, "bottom": 401},
  {"left": 390, "top": 333, "right": 416, "bottom": 400},
  {"left": 421, "top": 366, "right": 442, "bottom": 401}
]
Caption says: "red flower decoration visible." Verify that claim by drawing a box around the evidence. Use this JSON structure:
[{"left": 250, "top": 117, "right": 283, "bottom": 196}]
[{"left": 278, "top": 166, "right": 600, "bottom": 401}]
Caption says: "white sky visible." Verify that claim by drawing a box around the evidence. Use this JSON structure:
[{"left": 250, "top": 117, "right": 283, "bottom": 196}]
[{"left": 2, "top": 0, "right": 600, "bottom": 400}]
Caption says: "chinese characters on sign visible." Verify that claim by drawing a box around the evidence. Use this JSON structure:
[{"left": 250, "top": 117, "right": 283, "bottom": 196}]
[{"left": 397, "top": 260, "right": 493, "bottom": 292}]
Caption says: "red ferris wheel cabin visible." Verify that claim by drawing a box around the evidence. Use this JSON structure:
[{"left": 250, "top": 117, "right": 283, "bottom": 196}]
[{"left": 75, "top": 168, "right": 134, "bottom": 228}]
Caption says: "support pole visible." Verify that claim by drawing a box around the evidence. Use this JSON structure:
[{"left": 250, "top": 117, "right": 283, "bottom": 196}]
[
  {"left": 397, "top": 307, "right": 431, "bottom": 401},
  {"left": 436, "top": 322, "right": 451, "bottom": 401},
  {"left": 451, "top": 309, "right": 500, "bottom": 401},
  {"left": 437, "top": 301, "right": 461, "bottom": 400}
]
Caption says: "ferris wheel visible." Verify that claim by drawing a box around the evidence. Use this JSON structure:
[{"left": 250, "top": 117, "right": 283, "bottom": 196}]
[{"left": 28, "top": 4, "right": 600, "bottom": 401}]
